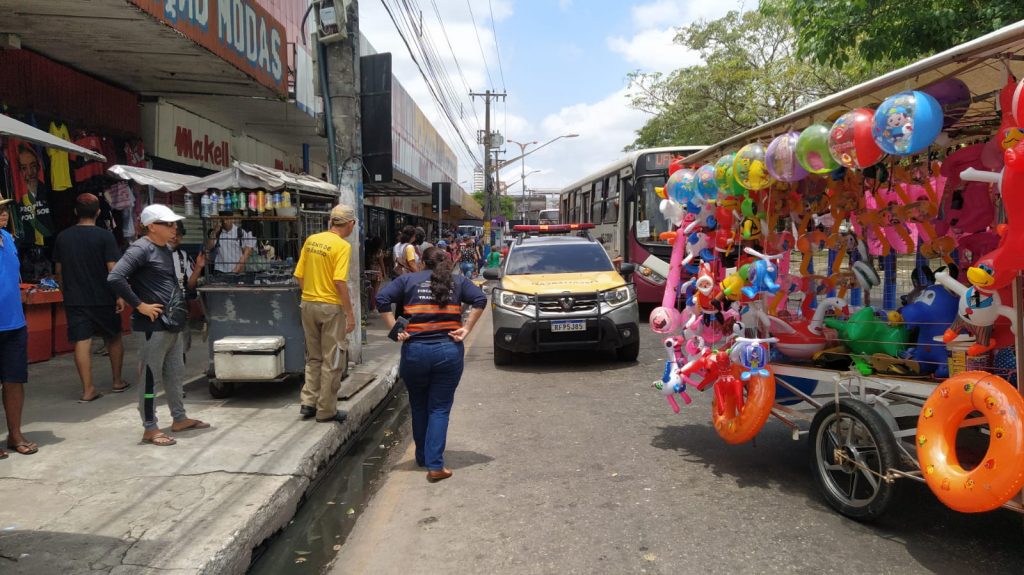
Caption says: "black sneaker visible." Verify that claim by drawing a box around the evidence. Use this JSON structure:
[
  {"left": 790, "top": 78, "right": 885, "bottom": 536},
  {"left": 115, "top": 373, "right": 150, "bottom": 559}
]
[
  {"left": 316, "top": 411, "right": 348, "bottom": 423},
  {"left": 299, "top": 405, "right": 315, "bottom": 419}
]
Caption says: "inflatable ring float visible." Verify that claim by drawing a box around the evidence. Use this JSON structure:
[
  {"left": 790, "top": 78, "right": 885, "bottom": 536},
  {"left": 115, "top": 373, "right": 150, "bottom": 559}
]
[
  {"left": 712, "top": 366, "right": 776, "bottom": 445},
  {"left": 917, "top": 371, "right": 1024, "bottom": 513}
]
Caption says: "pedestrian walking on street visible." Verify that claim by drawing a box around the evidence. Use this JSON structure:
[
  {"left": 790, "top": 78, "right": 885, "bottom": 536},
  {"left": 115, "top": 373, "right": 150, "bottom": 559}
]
[
  {"left": 0, "top": 197, "right": 37, "bottom": 457},
  {"left": 54, "top": 193, "right": 130, "bottom": 402},
  {"left": 376, "top": 247, "right": 487, "bottom": 482},
  {"left": 392, "top": 225, "right": 419, "bottom": 277},
  {"left": 458, "top": 238, "right": 477, "bottom": 277},
  {"left": 108, "top": 204, "right": 210, "bottom": 447},
  {"left": 295, "top": 204, "right": 357, "bottom": 424}
]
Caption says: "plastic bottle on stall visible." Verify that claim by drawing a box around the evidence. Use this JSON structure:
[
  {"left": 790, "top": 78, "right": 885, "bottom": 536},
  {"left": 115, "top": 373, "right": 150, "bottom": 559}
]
[
  {"left": 257, "top": 190, "right": 266, "bottom": 214},
  {"left": 282, "top": 191, "right": 292, "bottom": 208},
  {"left": 235, "top": 191, "right": 244, "bottom": 213},
  {"left": 210, "top": 192, "right": 219, "bottom": 213},
  {"left": 249, "top": 192, "right": 257, "bottom": 214},
  {"left": 184, "top": 191, "right": 194, "bottom": 216},
  {"left": 273, "top": 192, "right": 282, "bottom": 208},
  {"left": 200, "top": 194, "right": 210, "bottom": 218}
]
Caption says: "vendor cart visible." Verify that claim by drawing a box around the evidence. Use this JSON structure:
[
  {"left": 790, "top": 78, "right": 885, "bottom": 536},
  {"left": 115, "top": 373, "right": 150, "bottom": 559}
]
[
  {"left": 650, "top": 21, "right": 1024, "bottom": 529},
  {"left": 188, "top": 161, "right": 341, "bottom": 398}
]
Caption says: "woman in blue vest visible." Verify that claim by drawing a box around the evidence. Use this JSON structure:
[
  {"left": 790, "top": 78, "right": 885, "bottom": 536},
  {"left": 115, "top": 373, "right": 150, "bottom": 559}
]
[{"left": 376, "top": 247, "right": 487, "bottom": 482}]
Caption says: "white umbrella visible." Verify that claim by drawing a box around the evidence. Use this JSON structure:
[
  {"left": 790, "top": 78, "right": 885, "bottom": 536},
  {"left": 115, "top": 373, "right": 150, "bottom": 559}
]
[
  {"left": 0, "top": 112, "right": 106, "bottom": 162},
  {"left": 107, "top": 165, "right": 199, "bottom": 193}
]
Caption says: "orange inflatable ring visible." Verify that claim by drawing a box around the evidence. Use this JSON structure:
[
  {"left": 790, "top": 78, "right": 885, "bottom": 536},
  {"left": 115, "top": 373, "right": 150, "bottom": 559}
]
[
  {"left": 917, "top": 371, "right": 1024, "bottom": 513},
  {"left": 712, "top": 366, "right": 776, "bottom": 445}
]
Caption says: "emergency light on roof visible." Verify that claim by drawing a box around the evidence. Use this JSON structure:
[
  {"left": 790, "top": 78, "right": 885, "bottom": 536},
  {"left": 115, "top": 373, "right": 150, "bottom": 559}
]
[{"left": 513, "top": 223, "right": 595, "bottom": 233}]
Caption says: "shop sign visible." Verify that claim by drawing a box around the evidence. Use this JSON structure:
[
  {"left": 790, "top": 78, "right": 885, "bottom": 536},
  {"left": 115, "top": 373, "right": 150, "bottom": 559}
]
[
  {"left": 174, "top": 126, "right": 230, "bottom": 167},
  {"left": 130, "top": 0, "right": 287, "bottom": 95}
]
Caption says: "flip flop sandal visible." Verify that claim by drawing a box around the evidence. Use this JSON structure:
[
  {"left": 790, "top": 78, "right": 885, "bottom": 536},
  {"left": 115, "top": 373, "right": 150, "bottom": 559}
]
[
  {"left": 8, "top": 442, "right": 38, "bottom": 455},
  {"left": 142, "top": 433, "right": 176, "bottom": 446},
  {"left": 0, "top": 449, "right": 8, "bottom": 460},
  {"left": 173, "top": 420, "right": 211, "bottom": 431},
  {"left": 111, "top": 382, "right": 131, "bottom": 393},
  {"left": 77, "top": 392, "right": 104, "bottom": 403}
]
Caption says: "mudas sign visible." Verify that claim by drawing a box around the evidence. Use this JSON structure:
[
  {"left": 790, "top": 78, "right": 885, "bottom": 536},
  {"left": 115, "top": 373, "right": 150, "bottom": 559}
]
[{"left": 130, "top": 0, "right": 287, "bottom": 94}]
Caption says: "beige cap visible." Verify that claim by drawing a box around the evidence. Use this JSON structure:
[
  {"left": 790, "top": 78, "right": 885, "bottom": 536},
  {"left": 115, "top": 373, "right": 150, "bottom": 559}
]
[
  {"left": 330, "top": 204, "right": 356, "bottom": 224},
  {"left": 0, "top": 197, "right": 12, "bottom": 207}
]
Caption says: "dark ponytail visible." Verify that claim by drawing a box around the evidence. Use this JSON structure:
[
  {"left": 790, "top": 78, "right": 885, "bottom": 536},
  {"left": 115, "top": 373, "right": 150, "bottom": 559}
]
[{"left": 422, "top": 247, "right": 454, "bottom": 305}]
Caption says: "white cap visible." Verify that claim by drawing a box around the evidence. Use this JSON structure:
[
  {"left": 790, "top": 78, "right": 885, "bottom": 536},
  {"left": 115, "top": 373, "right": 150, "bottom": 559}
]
[{"left": 140, "top": 204, "right": 185, "bottom": 226}]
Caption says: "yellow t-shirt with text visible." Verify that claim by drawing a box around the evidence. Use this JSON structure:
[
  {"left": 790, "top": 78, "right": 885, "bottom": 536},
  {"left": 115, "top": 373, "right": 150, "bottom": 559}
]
[{"left": 294, "top": 231, "right": 350, "bottom": 304}]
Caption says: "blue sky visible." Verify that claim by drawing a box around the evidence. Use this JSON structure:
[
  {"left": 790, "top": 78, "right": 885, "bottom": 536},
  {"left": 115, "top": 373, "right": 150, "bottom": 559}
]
[{"left": 360, "top": 0, "right": 743, "bottom": 192}]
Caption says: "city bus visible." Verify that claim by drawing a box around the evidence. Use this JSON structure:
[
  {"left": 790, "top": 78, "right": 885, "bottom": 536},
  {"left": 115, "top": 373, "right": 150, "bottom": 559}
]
[{"left": 557, "top": 145, "right": 705, "bottom": 305}]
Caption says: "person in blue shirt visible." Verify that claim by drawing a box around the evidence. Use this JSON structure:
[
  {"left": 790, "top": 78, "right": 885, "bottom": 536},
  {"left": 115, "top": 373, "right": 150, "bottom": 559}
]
[
  {"left": 376, "top": 247, "right": 487, "bottom": 482},
  {"left": 0, "top": 198, "right": 37, "bottom": 457}
]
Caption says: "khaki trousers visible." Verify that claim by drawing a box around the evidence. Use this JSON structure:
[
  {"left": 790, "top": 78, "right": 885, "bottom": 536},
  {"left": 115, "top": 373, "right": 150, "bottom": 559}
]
[{"left": 299, "top": 301, "right": 348, "bottom": 419}]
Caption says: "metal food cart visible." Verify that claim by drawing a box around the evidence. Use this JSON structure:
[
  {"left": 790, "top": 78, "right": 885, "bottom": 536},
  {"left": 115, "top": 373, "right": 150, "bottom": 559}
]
[{"left": 187, "top": 161, "right": 341, "bottom": 398}]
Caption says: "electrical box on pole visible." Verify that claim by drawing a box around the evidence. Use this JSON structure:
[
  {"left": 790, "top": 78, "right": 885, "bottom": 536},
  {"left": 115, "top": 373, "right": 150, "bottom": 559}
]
[{"left": 314, "top": 0, "right": 351, "bottom": 44}]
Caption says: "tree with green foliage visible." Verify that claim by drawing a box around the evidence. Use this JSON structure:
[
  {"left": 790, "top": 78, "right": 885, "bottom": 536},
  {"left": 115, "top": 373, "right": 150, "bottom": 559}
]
[
  {"left": 472, "top": 190, "right": 516, "bottom": 220},
  {"left": 626, "top": 6, "right": 894, "bottom": 150},
  {"left": 777, "top": 0, "right": 1024, "bottom": 68}
]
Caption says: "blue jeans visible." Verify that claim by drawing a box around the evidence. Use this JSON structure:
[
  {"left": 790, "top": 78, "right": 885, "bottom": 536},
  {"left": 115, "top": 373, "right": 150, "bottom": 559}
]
[
  {"left": 460, "top": 262, "right": 474, "bottom": 276},
  {"left": 399, "top": 339, "right": 464, "bottom": 471}
]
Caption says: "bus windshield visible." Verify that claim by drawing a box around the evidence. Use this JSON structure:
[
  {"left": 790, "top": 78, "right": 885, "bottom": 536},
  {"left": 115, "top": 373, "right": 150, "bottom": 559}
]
[
  {"left": 635, "top": 176, "right": 669, "bottom": 244},
  {"left": 538, "top": 209, "right": 559, "bottom": 224}
]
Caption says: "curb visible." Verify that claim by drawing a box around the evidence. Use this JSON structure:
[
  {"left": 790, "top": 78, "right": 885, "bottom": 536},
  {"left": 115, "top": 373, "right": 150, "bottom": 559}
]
[{"left": 201, "top": 356, "right": 400, "bottom": 575}]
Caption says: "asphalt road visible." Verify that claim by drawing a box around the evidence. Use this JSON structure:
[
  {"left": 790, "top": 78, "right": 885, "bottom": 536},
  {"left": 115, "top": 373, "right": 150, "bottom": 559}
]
[{"left": 331, "top": 308, "right": 1024, "bottom": 575}]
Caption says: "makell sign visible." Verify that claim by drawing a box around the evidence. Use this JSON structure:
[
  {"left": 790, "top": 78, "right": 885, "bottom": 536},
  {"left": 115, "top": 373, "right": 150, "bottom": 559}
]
[{"left": 130, "top": 0, "right": 287, "bottom": 94}]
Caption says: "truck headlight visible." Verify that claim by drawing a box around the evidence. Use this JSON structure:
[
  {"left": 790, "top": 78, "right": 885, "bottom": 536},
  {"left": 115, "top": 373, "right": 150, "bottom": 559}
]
[
  {"left": 601, "top": 285, "right": 636, "bottom": 307},
  {"left": 495, "top": 289, "right": 532, "bottom": 312}
]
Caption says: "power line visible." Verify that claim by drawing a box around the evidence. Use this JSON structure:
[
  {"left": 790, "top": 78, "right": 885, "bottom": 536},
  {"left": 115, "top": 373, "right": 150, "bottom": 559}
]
[
  {"left": 487, "top": 0, "right": 506, "bottom": 92},
  {"left": 379, "top": 0, "right": 482, "bottom": 169},
  {"left": 465, "top": 0, "right": 495, "bottom": 90}
]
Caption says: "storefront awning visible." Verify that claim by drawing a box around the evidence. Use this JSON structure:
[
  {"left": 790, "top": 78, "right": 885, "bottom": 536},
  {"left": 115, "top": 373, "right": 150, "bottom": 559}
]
[
  {"left": 187, "top": 161, "right": 339, "bottom": 197},
  {"left": 1, "top": 112, "right": 106, "bottom": 161},
  {"left": 107, "top": 165, "right": 200, "bottom": 193}
]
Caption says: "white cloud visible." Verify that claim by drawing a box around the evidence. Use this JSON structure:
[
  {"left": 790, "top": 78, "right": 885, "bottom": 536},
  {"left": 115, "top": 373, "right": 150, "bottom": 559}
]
[{"left": 608, "top": 0, "right": 741, "bottom": 73}]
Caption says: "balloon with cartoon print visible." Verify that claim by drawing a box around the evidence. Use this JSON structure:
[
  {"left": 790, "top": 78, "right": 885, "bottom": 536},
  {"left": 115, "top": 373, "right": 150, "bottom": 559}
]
[
  {"left": 733, "top": 143, "right": 773, "bottom": 190},
  {"left": 695, "top": 164, "right": 719, "bottom": 200},
  {"left": 766, "top": 132, "right": 808, "bottom": 182},
  {"left": 872, "top": 91, "right": 943, "bottom": 155},
  {"left": 664, "top": 168, "right": 694, "bottom": 205},
  {"left": 796, "top": 124, "right": 841, "bottom": 174},
  {"left": 714, "top": 154, "right": 736, "bottom": 189},
  {"left": 829, "top": 108, "right": 884, "bottom": 169}
]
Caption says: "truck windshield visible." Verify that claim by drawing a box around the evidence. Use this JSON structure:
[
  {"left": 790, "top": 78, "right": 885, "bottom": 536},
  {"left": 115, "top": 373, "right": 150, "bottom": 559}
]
[{"left": 505, "top": 243, "right": 615, "bottom": 275}]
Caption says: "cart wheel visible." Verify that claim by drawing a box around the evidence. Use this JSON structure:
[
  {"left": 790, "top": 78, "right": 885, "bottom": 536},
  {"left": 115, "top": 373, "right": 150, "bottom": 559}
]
[
  {"left": 809, "top": 398, "right": 900, "bottom": 521},
  {"left": 209, "top": 379, "right": 235, "bottom": 399}
]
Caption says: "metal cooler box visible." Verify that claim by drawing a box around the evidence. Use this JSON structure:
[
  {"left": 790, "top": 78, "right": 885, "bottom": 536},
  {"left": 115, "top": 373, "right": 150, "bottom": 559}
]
[{"left": 213, "top": 336, "right": 286, "bottom": 381}]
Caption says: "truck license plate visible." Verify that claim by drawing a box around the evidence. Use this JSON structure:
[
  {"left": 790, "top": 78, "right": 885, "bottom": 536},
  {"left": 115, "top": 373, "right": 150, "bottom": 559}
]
[{"left": 551, "top": 320, "right": 586, "bottom": 333}]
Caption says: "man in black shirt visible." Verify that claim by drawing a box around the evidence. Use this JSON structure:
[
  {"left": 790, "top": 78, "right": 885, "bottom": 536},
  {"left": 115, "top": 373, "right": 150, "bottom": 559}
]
[{"left": 53, "top": 194, "right": 128, "bottom": 402}]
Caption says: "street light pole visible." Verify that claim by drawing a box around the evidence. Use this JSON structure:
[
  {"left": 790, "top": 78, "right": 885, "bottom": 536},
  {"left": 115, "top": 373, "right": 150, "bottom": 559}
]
[{"left": 507, "top": 139, "right": 537, "bottom": 199}]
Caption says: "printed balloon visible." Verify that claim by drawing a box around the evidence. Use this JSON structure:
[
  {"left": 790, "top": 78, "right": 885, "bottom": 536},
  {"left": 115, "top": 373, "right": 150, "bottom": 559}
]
[
  {"left": 796, "top": 124, "right": 841, "bottom": 174},
  {"left": 732, "top": 143, "right": 773, "bottom": 190},
  {"left": 714, "top": 154, "right": 736, "bottom": 189},
  {"left": 766, "top": 132, "right": 807, "bottom": 182},
  {"left": 828, "top": 108, "right": 884, "bottom": 169},
  {"left": 872, "top": 91, "right": 943, "bottom": 155},
  {"left": 695, "top": 164, "right": 719, "bottom": 200},
  {"left": 667, "top": 169, "right": 697, "bottom": 204}
]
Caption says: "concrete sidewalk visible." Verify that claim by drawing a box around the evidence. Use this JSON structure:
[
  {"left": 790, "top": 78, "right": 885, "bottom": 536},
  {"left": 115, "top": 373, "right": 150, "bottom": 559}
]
[{"left": 0, "top": 314, "right": 401, "bottom": 575}]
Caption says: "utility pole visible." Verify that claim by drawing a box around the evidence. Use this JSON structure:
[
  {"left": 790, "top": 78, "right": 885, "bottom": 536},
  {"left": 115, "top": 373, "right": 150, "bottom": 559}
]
[
  {"left": 320, "top": 0, "right": 364, "bottom": 364},
  {"left": 470, "top": 89, "right": 506, "bottom": 246}
]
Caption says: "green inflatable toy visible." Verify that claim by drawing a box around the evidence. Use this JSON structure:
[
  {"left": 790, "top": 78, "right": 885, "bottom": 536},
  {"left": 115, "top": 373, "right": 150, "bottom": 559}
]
[{"left": 824, "top": 307, "right": 910, "bottom": 374}]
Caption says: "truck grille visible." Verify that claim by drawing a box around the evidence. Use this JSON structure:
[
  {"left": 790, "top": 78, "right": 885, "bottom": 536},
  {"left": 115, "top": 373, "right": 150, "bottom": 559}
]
[{"left": 536, "top": 294, "right": 599, "bottom": 313}]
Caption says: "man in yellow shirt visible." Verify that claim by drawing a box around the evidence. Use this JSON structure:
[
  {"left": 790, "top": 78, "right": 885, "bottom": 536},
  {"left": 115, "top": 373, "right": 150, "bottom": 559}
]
[{"left": 294, "top": 204, "right": 357, "bottom": 423}]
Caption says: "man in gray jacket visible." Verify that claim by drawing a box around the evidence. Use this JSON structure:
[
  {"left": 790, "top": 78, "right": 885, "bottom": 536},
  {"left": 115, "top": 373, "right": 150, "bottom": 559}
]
[{"left": 108, "top": 204, "right": 210, "bottom": 446}]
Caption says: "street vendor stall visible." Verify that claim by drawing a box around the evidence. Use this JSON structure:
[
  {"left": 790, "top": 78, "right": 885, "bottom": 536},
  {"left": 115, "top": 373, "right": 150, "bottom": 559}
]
[
  {"left": 648, "top": 21, "right": 1024, "bottom": 527},
  {"left": 187, "top": 161, "right": 340, "bottom": 398},
  {"left": 2, "top": 113, "right": 108, "bottom": 362}
]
